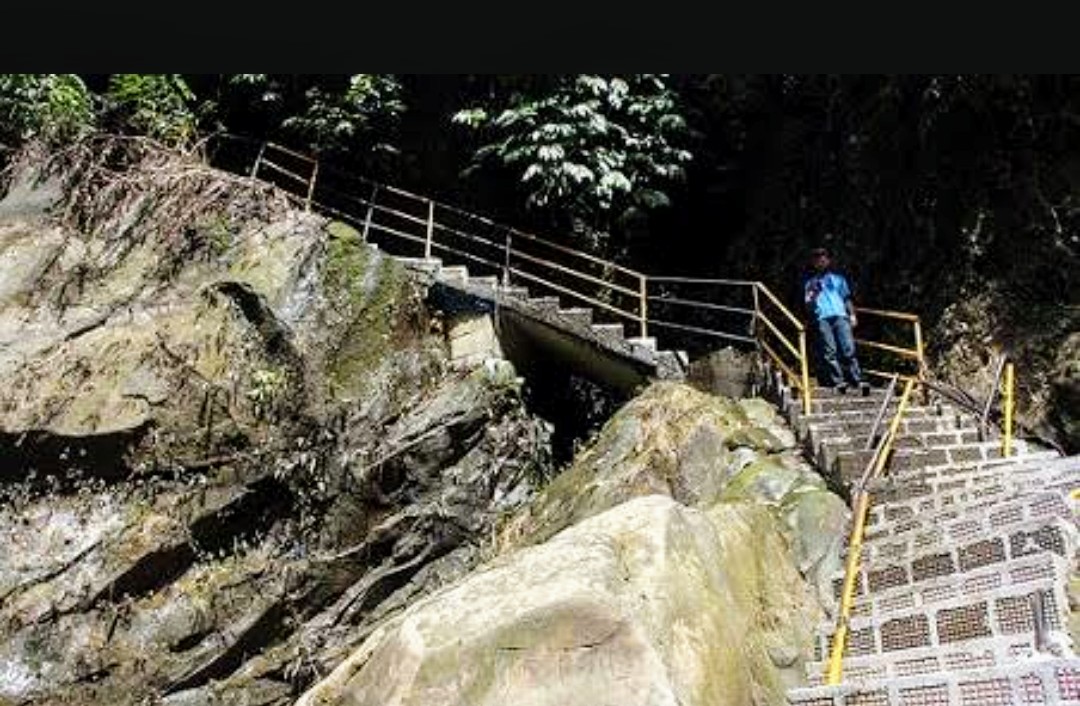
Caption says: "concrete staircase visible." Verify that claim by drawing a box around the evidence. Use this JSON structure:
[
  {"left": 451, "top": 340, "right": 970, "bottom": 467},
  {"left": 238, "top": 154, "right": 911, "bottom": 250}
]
[
  {"left": 773, "top": 381, "right": 1080, "bottom": 705},
  {"left": 393, "top": 254, "right": 687, "bottom": 382}
]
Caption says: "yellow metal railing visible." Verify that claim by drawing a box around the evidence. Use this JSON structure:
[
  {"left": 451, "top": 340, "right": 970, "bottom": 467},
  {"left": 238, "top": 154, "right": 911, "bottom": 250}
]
[
  {"left": 225, "top": 137, "right": 920, "bottom": 413},
  {"left": 1003, "top": 361, "right": 1015, "bottom": 457},
  {"left": 853, "top": 306, "right": 926, "bottom": 383},
  {"left": 825, "top": 377, "right": 917, "bottom": 685}
]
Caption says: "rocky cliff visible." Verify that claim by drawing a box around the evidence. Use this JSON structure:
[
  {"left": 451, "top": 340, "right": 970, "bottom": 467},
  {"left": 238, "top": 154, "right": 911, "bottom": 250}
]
[{"left": 0, "top": 138, "right": 845, "bottom": 706}]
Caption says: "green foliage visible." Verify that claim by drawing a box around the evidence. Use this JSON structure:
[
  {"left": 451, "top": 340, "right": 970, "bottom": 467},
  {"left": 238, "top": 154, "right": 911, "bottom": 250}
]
[
  {"left": 0, "top": 74, "right": 94, "bottom": 145},
  {"left": 453, "top": 74, "right": 692, "bottom": 245},
  {"left": 105, "top": 74, "right": 197, "bottom": 146},
  {"left": 283, "top": 75, "right": 404, "bottom": 157},
  {"left": 215, "top": 74, "right": 405, "bottom": 158}
]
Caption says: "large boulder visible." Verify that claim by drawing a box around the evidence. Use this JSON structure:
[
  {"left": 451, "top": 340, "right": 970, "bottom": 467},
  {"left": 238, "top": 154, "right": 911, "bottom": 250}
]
[
  {"left": 497, "top": 382, "right": 846, "bottom": 606},
  {"left": 296, "top": 495, "right": 821, "bottom": 706}
]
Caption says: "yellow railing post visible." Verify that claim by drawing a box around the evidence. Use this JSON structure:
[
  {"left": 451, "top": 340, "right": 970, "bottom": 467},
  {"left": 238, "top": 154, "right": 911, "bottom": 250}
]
[
  {"left": 1003, "top": 361, "right": 1015, "bottom": 457},
  {"left": 639, "top": 275, "right": 648, "bottom": 339},
  {"left": 798, "top": 330, "right": 812, "bottom": 416},
  {"left": 825, "top": 490, "right": 870, "bottom": 685}
]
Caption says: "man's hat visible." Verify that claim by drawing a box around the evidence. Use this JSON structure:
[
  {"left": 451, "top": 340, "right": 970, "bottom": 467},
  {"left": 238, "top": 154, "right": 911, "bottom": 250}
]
[{"left": 809, "top": 246, "right": 830, "bottom": 258}]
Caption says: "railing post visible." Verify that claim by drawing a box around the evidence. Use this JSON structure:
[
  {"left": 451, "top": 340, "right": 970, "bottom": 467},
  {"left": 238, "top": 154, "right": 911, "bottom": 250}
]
[
  {"left": 502, "top": 229, "right": 512, "bottom": 286},
  {"left": 249, "top": 142, "right": 266, "bottom": 179},
  {"left": 913, "top": 318, "right": 929, "bottom": 404},
  {"left": 304, "top": 161, "right": 319, "bottom": 212},
  {"left": 1003, "top": 361, "right": 1015, "bottom": 457},
  {"left": 825, "top": 489, "right": 871, "bottom": 685},
  {"left": 425, "top": 199, "right": 434, "bottom": 259},
  {"left": 750, "top": 283, "right": 761, "bottom": 344},
  {"left": 361, "top": 184, "right": 379, "bottom": 242},
  {"left": 798, "top": 330, "right": 812, "bottom": 416},
  {"left": 638, "top": 275, "right": 648, "bottom": 339}
]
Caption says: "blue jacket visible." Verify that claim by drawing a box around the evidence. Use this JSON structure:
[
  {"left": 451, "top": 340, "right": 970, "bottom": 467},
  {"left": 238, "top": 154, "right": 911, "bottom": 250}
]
[{"left": 803, "top": 270, "right": 852, "bottom": 321}]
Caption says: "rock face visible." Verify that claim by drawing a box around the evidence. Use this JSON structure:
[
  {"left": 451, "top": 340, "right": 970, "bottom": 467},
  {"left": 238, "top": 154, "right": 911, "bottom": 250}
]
[
  {"left": 298, "top": 382, "right": 846, "bottom": 706},
  {"left": 0, "top": 139, "right": 843, "bottom": 706},
  {"left": 499, "top": 382, "right": 847, "bottom": 605},
  {"left": 1051, "top": 332, "right": 1080, "bottom": 452},
  {"left": 295, "top": 496, "right": 819, "bottom": 706},
  {"left": 0, "top": 139, "right": 551, "bottom": 705}
]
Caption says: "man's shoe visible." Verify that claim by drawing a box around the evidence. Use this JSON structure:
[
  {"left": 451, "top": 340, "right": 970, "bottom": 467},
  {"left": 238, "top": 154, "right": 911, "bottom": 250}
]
[
  {"left": 835, "top": 383, "right": 848, "bottom": 395},
  {"left": 859, "top": 381, "right": 871, "bottom": 397}
]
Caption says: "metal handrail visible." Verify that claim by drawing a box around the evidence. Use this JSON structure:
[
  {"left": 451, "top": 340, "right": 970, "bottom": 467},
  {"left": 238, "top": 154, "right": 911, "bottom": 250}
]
[
  {"left": 826, "top": 377, "right": 917, "bottom": 685},
  {"left": 863, "top": 374, "right": 899, "bottom": 452},
  {"left": 232, "top": 137, "right": 923, "bottom": 406}
]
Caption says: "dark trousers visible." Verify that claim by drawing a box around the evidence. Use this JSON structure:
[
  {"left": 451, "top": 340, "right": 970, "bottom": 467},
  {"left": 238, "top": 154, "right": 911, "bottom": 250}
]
[{"left": 816, "top": 315, "right": 862, "bottom": 386}]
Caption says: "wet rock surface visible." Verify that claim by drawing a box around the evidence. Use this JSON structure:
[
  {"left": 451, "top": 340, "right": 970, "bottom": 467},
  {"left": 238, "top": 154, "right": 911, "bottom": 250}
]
[{"left": 0, "top": 140, "right": 551, "bottom": 705}]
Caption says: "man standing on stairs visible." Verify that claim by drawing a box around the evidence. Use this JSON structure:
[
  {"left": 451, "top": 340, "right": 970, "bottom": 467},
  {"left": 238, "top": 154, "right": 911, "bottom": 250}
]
[{"left": 803, "top": 246, "right": 870, "bottom": 395}]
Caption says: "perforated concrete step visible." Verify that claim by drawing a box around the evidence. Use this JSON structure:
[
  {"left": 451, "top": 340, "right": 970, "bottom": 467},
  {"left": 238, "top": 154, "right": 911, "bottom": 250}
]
[
  {"left": 590, "top": 323, "right": 625, "bottom": 341},
  {"left": 868, "top": 465, "right": 1080, "bottom": 530},
  {"left": 833, "top": 440, "right": 1041, "bottom": 485},
  {"left": 787, "top": 656, "right": 1080, "bottom": 705},
  {"left": 806, "top": 419, "right": 982, "bottom": 454},
  {"left": 525, "top": 296, "right": 560, "bottom": 312},
  {"left": 558, "top": 307, "right": 593, "bottom": 326},
  {"left": 397, "top": 256, "right": 443, "bottom": 274},
  {"left": 793, "top": 406, "right": 962, "bottom": 438},
  {"left": 805, "top": 633, "right": 1062, "bottom": 688},
  {"left": 832, "top": 516, "right": 1075, "bottom": 604},
  {"left": 467, "top": 275, "right": 499, "bottom": 290},
  {"left": 862, "top": 490, "right": 1075, "bottom": 547},
  {"left": 438, "top": 265, "right": 468, "bottom": 283},
  {"left": 627, "top": 336, "right": 658, "bottom": 352},
  {"left": 500, "top": 285, "right": 530, "bottom": 299},
  {"left": 842, "top": 552, "right": 1071, "bottom": 626},
  {"left": 859, "top": 505, "right": 1077, "bottom": 567},
  {"left": 801, "top": 636, "right": 1075, "bottom": 690},
  {"left": 867, "top": 452, "right": 1067, "bottom": 502},
  {"left": 815, "top": 430, "right": 989, "bottom": 463},
  {"left": 812, "top": 581, "right": 1070, "bottom": 665}
]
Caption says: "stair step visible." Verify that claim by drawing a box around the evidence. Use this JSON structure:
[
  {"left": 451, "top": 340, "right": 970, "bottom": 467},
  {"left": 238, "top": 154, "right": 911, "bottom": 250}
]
[
  {"left": 627, "top": 336, "right": 658, "bottom": 352},
  {"left": 831, "top": 516, "right": 1075, "bottom": 604},
  {"left": 499, "top": 285, "right": 530, "bottom": 299},
  {"left": 396, "top": 256, "right": 443, "bottom": 273},
  {"left": 812, "top": 580, "right": 1070, "bottom": 665},
  {"left": 787, "top": 656, "right": 1080, "bottom": 705},
  {"left": 833, "top": 440, "right": 1042, "bottom": 485},
  {"left": 814, "top": 429, "right": 986, "bottom": 461},
  {"left": 862, "top": 490, "right": 1074, "bottom": 548},
  {"left": 859, "top": 503, "right": 1076, "bottom": 568},
  {"left": 844, "top": 551, "right": 1070, "bottom": 626},
  {"left": 438, "top": 265, "right": 468, "bottom": 282},
  {"left": 868, "top": 465, "right": 1080, "bottom": 530},
  {"left": 590, "top": 323, "right": 625, "bottom": 340},
  {"left": 558, "top": 307, "right": 593, "bottom": 326},
  {"left": 467, "top": 275, "right": 499, "bottom": 289},
  {"left": 867, "top": 451, "right": 1067, "bottom": 502},
  {"left": 806, "top": 416, "right": 980, "bottom": 444},
  {"left": 526, "top": 296, "right": 561, "bottom": 312}
]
